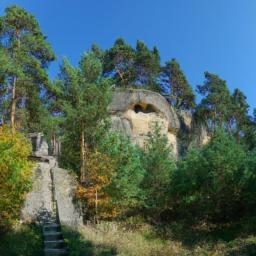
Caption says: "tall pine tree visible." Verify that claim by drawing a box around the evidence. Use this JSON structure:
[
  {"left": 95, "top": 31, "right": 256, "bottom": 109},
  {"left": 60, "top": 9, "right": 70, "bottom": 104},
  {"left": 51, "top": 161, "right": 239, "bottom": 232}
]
[
  {"left": 135, "top": 40, "right": 161, "bottom": 91},
  {"left": 56, "top": 52, "right": 111, "bottom": 176},
  {"left": 196, "top": 72, "right": 232, "bottom": 131},
  {"left": 103, "top": 38, "right": 136, "bottom": 87},
  {"left": 0, "top": 5, "right": 55, "bottom": 131},
  {"left": 162, "top": 59, "right": 195, "bottom": 110}
]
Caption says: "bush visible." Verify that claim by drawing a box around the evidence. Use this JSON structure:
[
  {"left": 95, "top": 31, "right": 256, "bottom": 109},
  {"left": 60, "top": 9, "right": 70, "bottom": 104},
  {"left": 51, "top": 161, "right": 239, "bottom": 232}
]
[
  {"left": 0, "top": 223, "right": 43, "bottom": 256},
  {"left": 141, "top": 126, "right": 176, "bottom": 220},
  {"left": 0, "top": 126, "right": 32, "bottom": 232},
  {"left": 98, "top": 132, "right": 145, "bottom": 216},
  {"left": 171, "top": 129, "right": 247, "bottom": 222},
  {"left": 240, "top": 151, "right": 256, "bottom": 214}
]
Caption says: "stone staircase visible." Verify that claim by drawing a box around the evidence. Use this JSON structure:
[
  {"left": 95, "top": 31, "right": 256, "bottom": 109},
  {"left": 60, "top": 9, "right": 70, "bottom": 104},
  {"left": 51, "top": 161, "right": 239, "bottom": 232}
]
[
  {"left": 22, "top": 153, "right": 82, "bottom": 255},
  {"left": 43, "top": 201, "right": 68, "bottom": 256}
]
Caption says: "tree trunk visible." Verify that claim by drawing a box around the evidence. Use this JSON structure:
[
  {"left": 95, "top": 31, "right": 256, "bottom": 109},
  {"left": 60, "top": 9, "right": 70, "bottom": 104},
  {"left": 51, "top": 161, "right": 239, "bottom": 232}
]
[
  {"left": 52, "top": 132, "right": 56, "bottom": 156},
  {"left": 213, "top": 108, "right": 217, "bottom": 132},
  {"left": 10, "top": 77, "right": 17, "bottom": 133},
  {"left": 80, "top": 123, "right": 86, "bottom": 180},
  {"left": 95, "top": 188, "right": 98, "bottom": 224},
  {"left": 116, "top": 68, "right": 124, "bottom": 82},
  {"left": 10, "top": 30, "right": 21, "bottom": 133},
  {"left": 236, "top": 132, "right": 241, "bottom": 144}
]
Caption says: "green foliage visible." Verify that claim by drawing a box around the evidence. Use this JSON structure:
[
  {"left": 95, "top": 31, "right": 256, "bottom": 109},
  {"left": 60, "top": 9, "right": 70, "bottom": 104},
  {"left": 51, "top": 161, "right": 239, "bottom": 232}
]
[
  {"left": 162, "top": 58, "right": 196, "bottom": 110},
  {"left": 0, "top": 5, "right": 55, "bottom": 129},
  {"left": 141, "top": 126, "right": 176, "bottom": 219},
  {"left": 241, "top": 109, "right": 256, "bottom": 150},
  {"left": 103, "top": 38, "right": 161, "bottom": 91},
  {"left": 135, "top": 41, "right": 161, "bottom": 90},
  {"left": 0, "top": 223, "right": 43, "bottom": 256},
  {"left": 240, "top": 151, "right": 256, "bottom": 213},
  {"left": 99, "top": 132, "right": 145, "bottom": 214},
  {"left": 196, "top": 72, "right": 232, "bottom": 130},
  {"left": 171, "top": 129, "right": 247, "bottom": 222},
  {"left": 57, "top": 52, "right": 112, "bottom": 173},
  {"left": 104, "top": 38, "right": 136, "bottom": 87},
  {"left": 0, "top": 126, "right": 33, "bottom": 232}
]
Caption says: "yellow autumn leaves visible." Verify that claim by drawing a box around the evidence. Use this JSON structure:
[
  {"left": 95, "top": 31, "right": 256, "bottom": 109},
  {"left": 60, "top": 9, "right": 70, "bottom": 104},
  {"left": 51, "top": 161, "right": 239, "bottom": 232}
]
[
  {"left": 76, "top": 150, "right": 119, "bottom": 221},
  {"left": 0, "top": 126, "right": 33, "bottom": 232}
]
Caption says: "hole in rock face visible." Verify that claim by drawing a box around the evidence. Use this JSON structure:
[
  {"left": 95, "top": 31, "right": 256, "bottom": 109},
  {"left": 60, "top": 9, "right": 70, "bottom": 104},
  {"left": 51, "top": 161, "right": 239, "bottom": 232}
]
[
  {"left": 133, "top": 104, "right": 156, "bottom": 114},
  {"left": 134, "top": 105, "right": 143, "bottom": 113}
]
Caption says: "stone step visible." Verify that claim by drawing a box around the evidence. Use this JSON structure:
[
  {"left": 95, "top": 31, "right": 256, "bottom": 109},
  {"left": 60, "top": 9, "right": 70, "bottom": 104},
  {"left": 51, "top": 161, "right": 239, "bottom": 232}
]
[
  {"left": 44, "top": 239, "right": 66, "bottom": 249},
  {"left": 43, "top": 221, "right": 57, "bottom": 225},
  {"left": 44, "top": 248, "right": 67, "bottom": 256},
  {"left": 44, "top": 232, "right": 63, "bottom": 241},
  {"left": 43, "top": 224, "right": 61, "bottom": 232}
]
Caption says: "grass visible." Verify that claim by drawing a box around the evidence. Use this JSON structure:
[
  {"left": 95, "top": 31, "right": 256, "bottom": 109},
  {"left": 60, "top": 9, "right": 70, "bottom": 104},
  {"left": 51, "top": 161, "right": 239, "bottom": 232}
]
[
  {"left": 0, "top": 223, "right": 44, "bottom": 256},
  {"left": 62, "top": 217, "right": 256, "bottom": 256}
]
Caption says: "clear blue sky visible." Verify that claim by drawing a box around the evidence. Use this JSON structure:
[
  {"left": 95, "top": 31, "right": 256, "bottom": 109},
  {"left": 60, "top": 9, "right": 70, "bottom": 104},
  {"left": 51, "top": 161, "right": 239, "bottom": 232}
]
[{"left": 1, "top": 0, "right": 256, "bottom": 111}]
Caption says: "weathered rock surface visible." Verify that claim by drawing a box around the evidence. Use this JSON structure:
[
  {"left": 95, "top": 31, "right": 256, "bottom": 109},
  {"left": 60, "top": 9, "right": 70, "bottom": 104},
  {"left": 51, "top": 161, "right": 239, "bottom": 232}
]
[
  {"left": 22, "top": 157, "right": 56, "bottom": 222},
  {"left": 109, "top": 89, "right": 180, "bottom": 131},
  {"left": 27, "top": 132, "right": 49, "bottom": 156},
  {"left": 109, "top": 89, "right": 210, "bottom": 157},
  {"left": 22, "top": 154, "right": 82, "bottom": 227},
  {"left": 52, "top": 167, "right": 83, "bottom": 227}
]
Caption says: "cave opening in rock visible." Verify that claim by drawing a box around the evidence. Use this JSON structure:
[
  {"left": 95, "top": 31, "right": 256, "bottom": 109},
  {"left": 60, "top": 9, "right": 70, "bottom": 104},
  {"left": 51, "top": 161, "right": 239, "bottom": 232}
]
[{"left": 133, "top": 104, "right": 156, "bottom": 114}]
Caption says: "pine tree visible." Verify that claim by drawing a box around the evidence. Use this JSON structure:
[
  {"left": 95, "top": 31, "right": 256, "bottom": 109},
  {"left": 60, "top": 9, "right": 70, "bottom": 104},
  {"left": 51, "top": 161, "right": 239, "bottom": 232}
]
[
  {"left": 162, "top": 59, "right": 195, "bottom": 110},
  {"left": 142, "top": 126, "right": 176, "bottom": 220},
  {"left": 0, "top": 5, "right": 55, "bottom": 131},
  {"left": 135, "top": 40, "right": 161, "bottom": 91},
  {"left": 57, "top": 52, "right": 111, "bottom": 176},
  {"left": 196, "top": 72, "right": 232, "bottom": 131},
  {"left": 103, "top": 38, "right": 136, "bottom": 86},
  {"left": 91, "top": 43, "right": 104, "bottom": 61},
  {"left": 229, "top": 88, "right": 250, "bottom": 143}
]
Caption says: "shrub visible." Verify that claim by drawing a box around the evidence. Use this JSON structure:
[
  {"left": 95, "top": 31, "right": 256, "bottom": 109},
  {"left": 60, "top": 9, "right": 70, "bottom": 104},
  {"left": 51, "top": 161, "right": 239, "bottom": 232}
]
[
  {"left": 98, "top": 132, "right": 145, "bottom": 216},
  {"left": 0, "top": 126, "right": 32, "bottom": 232},
  {"left": 171, "top": 129, "right": 247, "bottom": 222},
  {"left": 141, "top": 126, "right": 176, "bottom": 220}
]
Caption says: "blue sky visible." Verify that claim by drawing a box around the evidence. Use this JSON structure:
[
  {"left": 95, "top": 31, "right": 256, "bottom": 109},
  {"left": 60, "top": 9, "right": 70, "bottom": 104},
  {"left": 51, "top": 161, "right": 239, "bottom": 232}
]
[{"left": 1, "top": 0, "right": 256, "bottom": 111}]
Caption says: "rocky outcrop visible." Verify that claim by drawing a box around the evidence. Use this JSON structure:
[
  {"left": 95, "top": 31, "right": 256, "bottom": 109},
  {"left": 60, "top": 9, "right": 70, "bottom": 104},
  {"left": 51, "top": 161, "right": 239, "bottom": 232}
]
[
  {"left": 109, "top": 89, "right": 210, "bottom": 157},
  {"left": 109, "top": 89, "right": 180, "bottom": 131},
  {"left": 52, "top": 167, "right": 83, "bottom": 227},
  {"left": 22, "top": 151, "right": 82, "bottom": 227},
  {"left": 21, "top": 157, "right": 56, "bottom": 222},
  {"left": 27, "top": 132, "right": 49, "bottom": 157}
]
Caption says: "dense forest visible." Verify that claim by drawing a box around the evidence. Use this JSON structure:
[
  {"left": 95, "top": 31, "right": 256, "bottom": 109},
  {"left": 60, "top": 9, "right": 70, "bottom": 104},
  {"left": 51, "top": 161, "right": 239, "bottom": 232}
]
[{"left": 1, "top": 5, "right": 256, "bottom": 255}]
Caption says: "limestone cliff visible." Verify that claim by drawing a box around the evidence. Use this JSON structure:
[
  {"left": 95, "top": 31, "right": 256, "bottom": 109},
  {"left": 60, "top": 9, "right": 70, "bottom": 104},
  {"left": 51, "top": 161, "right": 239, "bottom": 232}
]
[{"left": 108, "top": 89, "right": 210, "bottom": 157}]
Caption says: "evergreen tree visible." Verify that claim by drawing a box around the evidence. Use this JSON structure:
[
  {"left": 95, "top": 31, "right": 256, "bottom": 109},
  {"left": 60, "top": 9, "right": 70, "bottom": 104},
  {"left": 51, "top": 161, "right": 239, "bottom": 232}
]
[
  {"left": 162, "top": 59, "right": 195, "bottom": 110},
  {"left": 142, "top": 126, "right": 176, "bottom": 220},
  {"left": 98, "top": 132, "right": 145, "bottom": 216},
  {"left": 135, "top": 40, "right": 161, "bottom": 91},
  {"left": 242, "top": 109, "right": 256, "bottom": 150},
  {"left": 229, "top": 88, "right": 250, "bottom": 142},
  {"left": 103, "top": 38, "right": 136, "bottom": 86},
  {"left": 196, "top": 72, "right": 232, "bottom": 131},
  {"left": 0, "top": 5, "right": 55, "bottom": 131},
  {"left": 91, "top": 43, "right": 104, "bottom": 61},
  {"left": 57, "top": 52, "right": 111, "bottom": 175},
  {"left": 0, "top": 46, "right": 10, "bottom": 124}
]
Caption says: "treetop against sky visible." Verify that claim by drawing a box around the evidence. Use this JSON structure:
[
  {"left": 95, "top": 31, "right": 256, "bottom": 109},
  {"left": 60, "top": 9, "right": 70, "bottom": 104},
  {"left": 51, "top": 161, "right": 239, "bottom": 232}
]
[{"left": 0, "top": 0, "right": 255, "bottom": 111}]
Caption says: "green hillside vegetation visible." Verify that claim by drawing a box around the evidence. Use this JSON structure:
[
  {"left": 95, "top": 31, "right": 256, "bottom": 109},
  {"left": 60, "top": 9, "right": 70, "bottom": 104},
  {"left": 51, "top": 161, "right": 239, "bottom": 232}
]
[{"left": 1, "top": 5, "right": 256, "bottom": 255}]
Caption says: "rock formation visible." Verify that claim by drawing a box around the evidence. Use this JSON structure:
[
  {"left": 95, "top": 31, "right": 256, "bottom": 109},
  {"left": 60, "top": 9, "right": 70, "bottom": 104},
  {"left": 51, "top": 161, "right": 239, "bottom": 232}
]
[
  {"left": 22, "top": 134, "right": 83, "bottom": 227},
  {"left": 109, "top": 89, "right": 210, "bottom": 157}
]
